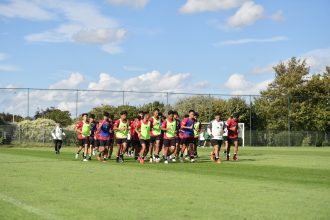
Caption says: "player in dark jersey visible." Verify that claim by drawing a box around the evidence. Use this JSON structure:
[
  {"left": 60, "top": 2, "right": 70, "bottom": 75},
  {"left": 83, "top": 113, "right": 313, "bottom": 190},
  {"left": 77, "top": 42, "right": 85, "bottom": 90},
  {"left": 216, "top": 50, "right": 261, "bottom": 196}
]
[
  {"left": 88, "top": 114, "right": 97, "bottom": 160},
  {"left": 181, "top": 110, "right": 196, "bottom": 163},
  {"left": 97, "top": 112, "right": 112, "bottom": 162}
]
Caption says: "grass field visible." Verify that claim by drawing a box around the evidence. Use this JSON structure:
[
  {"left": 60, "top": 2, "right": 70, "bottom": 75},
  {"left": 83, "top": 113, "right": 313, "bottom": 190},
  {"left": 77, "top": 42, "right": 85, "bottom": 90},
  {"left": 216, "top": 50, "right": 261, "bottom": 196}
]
[{"left": 0, "top": 146, "right": 330, "bottom": 220}]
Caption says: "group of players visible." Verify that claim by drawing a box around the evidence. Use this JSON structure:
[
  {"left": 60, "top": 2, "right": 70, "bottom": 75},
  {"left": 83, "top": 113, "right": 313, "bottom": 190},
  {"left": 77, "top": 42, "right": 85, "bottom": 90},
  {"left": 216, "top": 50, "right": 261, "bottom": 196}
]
[{"left": 74, "top": 108, "right": 240, "bottom": 164}]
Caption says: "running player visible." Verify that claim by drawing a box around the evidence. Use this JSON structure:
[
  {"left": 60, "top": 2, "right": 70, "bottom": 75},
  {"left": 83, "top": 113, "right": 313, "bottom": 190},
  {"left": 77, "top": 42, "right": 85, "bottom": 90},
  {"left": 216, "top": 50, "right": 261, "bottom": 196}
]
[
  {"left": 181, "top": 110, "right": 196, "bottom": 162},
  {"left": 179, "top": 114, "right": 189, "bottom": 162},
  {"left": 226, "top": 114, "right": 239, "bottom": 161},
  {"left": 108, "top": 114, "right": 115, "bottom": 159},
  {"left": 75, "top": 113, "right": 91, "bottom": 161},
  {"left": 161, "top": 110, "right": 177, "bottom": 164},
  {"left": 208, "top": 113, "right": 225, "bottom": 164},
  {"left": 130, "top": 115, "right": 141, "bottom": 160},
  {"left": 98, "top": 112, "right": 112, "bottom": 162},
  {"left": 193, "top": 112, "right": 201, "bottom": 158},
  {"left": 149, "top": 108, "right": 162, "bottom": 163},
  {"left": 223, "top": 117, "right": 230, "bottom": 157},
  {"left": 173, "top": 111, "right": 181, "bottom": 160},
  {"left": 51, "top": 123, "right": 65, "bottom": 154},
  {"left": 135, "top": 111, "right": 152, "bottom": 164},
  {"left": 88, "top": 114, "right": 97, "bottom": 160},
  {"left": 114, "top": 111, "right": 129, "bottom": 163}
]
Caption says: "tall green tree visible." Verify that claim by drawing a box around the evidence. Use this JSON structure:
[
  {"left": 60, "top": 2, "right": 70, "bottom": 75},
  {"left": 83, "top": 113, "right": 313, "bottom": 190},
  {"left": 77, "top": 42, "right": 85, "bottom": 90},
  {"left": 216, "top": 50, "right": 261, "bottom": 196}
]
[
  {"left": 34, "top": 107, "right": 72, "bottom": 127},
  {"left": 255, "top": 57, "right": 329, "bottom": 132}
]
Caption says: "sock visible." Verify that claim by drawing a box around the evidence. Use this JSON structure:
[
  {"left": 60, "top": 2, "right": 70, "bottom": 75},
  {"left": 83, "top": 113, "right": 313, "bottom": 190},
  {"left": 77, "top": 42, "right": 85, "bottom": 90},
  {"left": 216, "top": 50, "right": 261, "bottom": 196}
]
[{"left": 180, "top": 153, "right": 183, "bottom": 158}]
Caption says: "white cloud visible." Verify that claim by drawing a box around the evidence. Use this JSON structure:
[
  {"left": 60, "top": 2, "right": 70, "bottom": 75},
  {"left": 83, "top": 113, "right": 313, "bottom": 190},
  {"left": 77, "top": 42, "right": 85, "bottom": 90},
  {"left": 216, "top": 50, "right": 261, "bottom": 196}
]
[
  {"left": 224, "top": 73, "right": 271, "bottom": 95},
  {"left": 0, "top": 0, "right": 55, "bottom": 21},
  {"left": 252, "top": 63, "right": 275, "bottom": 75},
  {"left": 49, "top": 72, "right": 85, "bottom": 89},
  {"left": 0, "top": 0, "right": 127, "bottom": 54},
  {"left": 252, "top": 47, "right": 330, "bottom": 75},
  {"left": 107, "top": 0, "right": 149, "bottom": 8},
  {"left": 227, "top": 1, "right": 264, "bottom": 28},
  {"left": 271, "top": 10, "right": 285, "bottom": 22},
  {"left": 0, "top": 52, "right": 8, "bottom": 61},
  {"left": 0, "top": 64, "right": 19, "bottom": 72},
  {"left": 215, "top": 36, "right": 287, "bottom": 46},
  {"left": 179, "top": 0, "right": 246, "bottom": 14},
  {"left": 301, "top": 48, "right": 330, "bottom": 73}
]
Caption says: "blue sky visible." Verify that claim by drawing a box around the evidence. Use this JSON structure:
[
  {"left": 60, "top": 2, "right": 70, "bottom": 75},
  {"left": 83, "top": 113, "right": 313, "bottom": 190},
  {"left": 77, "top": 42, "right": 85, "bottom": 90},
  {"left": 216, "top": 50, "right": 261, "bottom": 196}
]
[{"left": 0, "top": 0, "right": 329, "bottom": 115}]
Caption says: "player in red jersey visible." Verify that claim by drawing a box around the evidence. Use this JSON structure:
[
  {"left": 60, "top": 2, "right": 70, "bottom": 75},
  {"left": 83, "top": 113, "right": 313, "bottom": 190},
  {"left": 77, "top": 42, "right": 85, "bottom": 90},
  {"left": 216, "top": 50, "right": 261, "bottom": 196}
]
[
  {"left": 75, "top": 113, "right": 91, "bottom": 162},
  {"left": 149, "top": 108, "right": 162, "bottom": 163},
  {"left": 113, "top": 111, "right": 129, "bottom": 163},
  {"left": 161, "top": 110, "right": 177, "bottom": 164},
  {"left": 226, "top": 114, "right": 239, "bottom": 161},
  {"left": 135, "top": 112, "right": 152, "bottom": 164}
]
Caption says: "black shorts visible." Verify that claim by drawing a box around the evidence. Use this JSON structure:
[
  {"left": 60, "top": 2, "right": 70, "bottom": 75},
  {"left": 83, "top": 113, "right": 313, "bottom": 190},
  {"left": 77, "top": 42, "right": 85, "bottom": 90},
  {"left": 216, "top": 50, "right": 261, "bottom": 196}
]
[
  {"left": 95, "top": 139, "right": 100, "bottom": 147},
  {"left": 228, "top": 137, "right": 238, "bottom": 145},
  {"left": 116, "top": 138, "right": 127, "bottom": 145},
  {"left": 223, "top": 136, "right": 228, "bottom": 142},
  {"left": 89, "top": 137, "right": 95, "bottom": 146},
  {"left": 175, "top": 137, "right": 181, "bottom": 145},
  {"left": 194, "top": 137, "right": 199, "bottom": 146},
  {"left": 131, "top": 139, "right": 141, "bottom": 147},
  {"left": 140, "top": 139, "right": 150, "bottom": 146},
  {"left": 150, "top": 135, "right": 161, "bottom": 143},
  {"left": 163, "top": 139, "right": 176, "bottom": 148},
  {"left": 100, "top": 139, "right": 112, "bottom": 147},
  {"left": 211, "top": 139, "right": 223, "bottom": 146},
  {"left": 180, "top": 138, "right": 194, "bottom": 145},
  {"left": 78, "top": 137, "right": 89, "bottom": 146}
]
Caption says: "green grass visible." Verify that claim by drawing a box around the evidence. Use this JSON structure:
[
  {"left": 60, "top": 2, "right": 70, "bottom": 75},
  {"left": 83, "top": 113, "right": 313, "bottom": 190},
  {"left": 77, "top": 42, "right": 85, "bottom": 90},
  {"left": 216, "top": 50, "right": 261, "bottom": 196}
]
[{"left": 0, "top": 146, "right": 330, "bottom": 220}]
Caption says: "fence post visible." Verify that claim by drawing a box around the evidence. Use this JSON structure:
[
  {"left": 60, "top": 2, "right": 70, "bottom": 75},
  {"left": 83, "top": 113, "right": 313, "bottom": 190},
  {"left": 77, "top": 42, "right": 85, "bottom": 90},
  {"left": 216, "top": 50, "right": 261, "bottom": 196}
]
[
  {"left": 27, "top": 88, "right": 30, "bottom": 118},
  {"left": 18, "top": 124, "right": 21, "bottom": 144},
  {"left": 288, "top": 95, "right": 291, "bottom": 146},
  {"left": 249, "top": 95, "right": 252, "bottom": 146},
  {"left": 75, "top": 89, "right": 79, "bottom": 118},
  {"left": 122, "top": 91, "right": 125, "bottom": 105}
]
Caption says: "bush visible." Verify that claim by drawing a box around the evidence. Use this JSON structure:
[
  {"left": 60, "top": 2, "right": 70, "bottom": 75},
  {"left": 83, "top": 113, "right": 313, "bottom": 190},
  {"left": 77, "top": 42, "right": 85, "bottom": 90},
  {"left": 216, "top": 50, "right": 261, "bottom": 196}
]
[
  {"left": 322, "top": 140, "right": 329, "bottom": 147},
  {"left": 273, "top": 131, "right": 304, "bottom": 146},
  {"left": 17, "top": 118, "right": 57, "bottom": 143},
  {"left": 302, "top": 135, "right": 312, "bottom": 146}
]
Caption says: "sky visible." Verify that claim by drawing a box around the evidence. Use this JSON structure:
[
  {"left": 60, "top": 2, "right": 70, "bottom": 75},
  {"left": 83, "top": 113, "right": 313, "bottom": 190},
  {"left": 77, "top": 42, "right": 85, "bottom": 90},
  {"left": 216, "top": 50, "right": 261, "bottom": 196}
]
[{"left": 0, "top": 0, "right": 329, "bottom": 116}]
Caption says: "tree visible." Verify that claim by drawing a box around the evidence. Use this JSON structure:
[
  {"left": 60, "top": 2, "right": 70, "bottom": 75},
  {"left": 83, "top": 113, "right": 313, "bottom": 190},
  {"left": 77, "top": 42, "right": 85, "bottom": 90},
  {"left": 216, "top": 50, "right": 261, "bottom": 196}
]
[
  {"left": 34, "top": 107, "right": 72, "bottom": 127},
  {"left": 255, "top": 58, "right": 330, "bottom": 132},
  {"left": 0, "top": 112, "right": 24, "bottom": 124}
]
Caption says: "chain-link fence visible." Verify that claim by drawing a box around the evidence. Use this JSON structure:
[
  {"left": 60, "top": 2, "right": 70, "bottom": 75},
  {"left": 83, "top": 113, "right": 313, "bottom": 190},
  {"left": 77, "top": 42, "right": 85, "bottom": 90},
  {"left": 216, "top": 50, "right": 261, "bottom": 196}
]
[{"left": 0, "top": 88, "right": 329, "bottom": 147}]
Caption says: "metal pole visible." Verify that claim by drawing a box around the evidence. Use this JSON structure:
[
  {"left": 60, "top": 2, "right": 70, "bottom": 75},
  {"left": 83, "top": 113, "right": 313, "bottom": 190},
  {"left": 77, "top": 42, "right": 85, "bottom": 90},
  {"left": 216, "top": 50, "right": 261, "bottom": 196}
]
[
  {"left": 208, "top": 94, "right": 211, "bottom": 122},
  {"left": 75, "top": 89, "right": 79, "bottom": 118},
  {"left": 249, "top": 95, "right": 252, "bottom": 146},
  {"left": 27, "top": 88, "right": 30, "bottom": 118},
  {"left": 122, "top": 91, "right": 125, "bottom": 105},
  {"left": 288, "top": 95, "right": 291, "bottom": 146}
]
